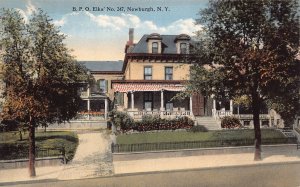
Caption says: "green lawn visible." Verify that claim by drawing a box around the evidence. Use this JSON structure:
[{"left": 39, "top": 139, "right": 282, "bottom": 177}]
[
  {"left": 0, "top": 131, "right": 78, "bottom": 161},
  {"left": 117, "top": 129, "right": 286, "bottom": 144}
]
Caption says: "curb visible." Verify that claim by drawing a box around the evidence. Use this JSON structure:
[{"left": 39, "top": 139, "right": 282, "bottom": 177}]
[{"left": 0, "top": 178, "right": 58, "bottom": 186}]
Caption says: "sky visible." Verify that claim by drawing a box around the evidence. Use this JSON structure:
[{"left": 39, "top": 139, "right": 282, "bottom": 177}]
[{"left": 1, "top": 0, "right": 208, "bottom": 61}]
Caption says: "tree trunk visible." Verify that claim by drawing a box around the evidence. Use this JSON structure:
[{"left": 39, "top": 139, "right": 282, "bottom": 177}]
[
  {"left": 252, "top": 92, "right": 262, "bottom": 161},
  {"left": 28, "top": 120, "right": 36, "bottom": 177}
]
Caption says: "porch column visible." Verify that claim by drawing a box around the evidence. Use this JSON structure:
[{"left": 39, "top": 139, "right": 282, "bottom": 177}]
[
  {"left": 87, "top": 99, "right": 90, "bottom": 111},
  {"left": 87, "top": 99, "right": 90, "bottom": 120},
  {"left": 104, "top": 98, "right": 108, "bottom": 120},
  {"left": 124, "top": 92, "right": 128, "bottom": 109},
  {"left": 131, "top": 91, "right": 134, "bottom": 109},
  {"left": 212, "top": 99, "right": 216, "bottom": 117},
  {"left": 189, "top": 96, "right": 193, "bottom": 116},
  {"left": 160, "top": 90, "right": 164, "bottom": 111},
  {"left": 230, "top": 100, "right": 233, "bottom": 115},
  {"left": 87, "top": 85, "right": 91, "bottom": 96}
]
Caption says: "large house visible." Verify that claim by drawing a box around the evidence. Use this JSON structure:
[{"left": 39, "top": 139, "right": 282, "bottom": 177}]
[
  {"left": 111, "top": 30, "right": 200, "bottom": 119},
  {"left": 108, "top": 29, "right": 285, "bottom": 129}
]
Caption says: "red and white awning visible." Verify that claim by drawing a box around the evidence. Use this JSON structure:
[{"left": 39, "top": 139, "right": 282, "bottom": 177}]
[{"left": 113, "top": 83, "right": 185, "bottom": 92}]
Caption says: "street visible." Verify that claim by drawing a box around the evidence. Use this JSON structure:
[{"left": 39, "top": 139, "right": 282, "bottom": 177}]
[{"left": 3, "top": 162, "right": 300, "bottom": 187}]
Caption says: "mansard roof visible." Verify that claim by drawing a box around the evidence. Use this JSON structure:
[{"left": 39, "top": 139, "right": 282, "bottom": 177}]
[{"left": 131, "top": 34, "right": 193, "bottom": 54}]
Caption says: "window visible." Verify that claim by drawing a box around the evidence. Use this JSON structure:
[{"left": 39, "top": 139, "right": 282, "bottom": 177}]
[
  {"left": 166, "top": 102, "right": 173, "bottom": 111},
  {"left": 180, "top": 43, "right": 187, "bottom": 54},
  {"left": 99, "top": 79, "right": 107, "bottom": 93},
  {"left": 144, "top": 92, "right": 153, "bottom": 110},
  {"left": 152, "top": 42, "right": 158, "bottom": 53},
  {"left": 165, "top": 67, "right": 173, "bottom": 80},
  {"left": 144, "top": 66, "right": 152, "bottom": 80}
]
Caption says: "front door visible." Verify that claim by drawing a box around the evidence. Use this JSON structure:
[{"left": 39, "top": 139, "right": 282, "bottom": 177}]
[{"left": 192, "top": 93, "right": 205, "bottom": 116}]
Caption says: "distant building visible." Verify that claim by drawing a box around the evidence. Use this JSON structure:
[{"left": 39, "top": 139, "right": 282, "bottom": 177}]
[{"left": 77, "top": 61, "right": 124, "bottom": 120}]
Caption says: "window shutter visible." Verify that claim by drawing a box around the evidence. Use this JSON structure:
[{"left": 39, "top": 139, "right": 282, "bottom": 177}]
[
  {"left": 95, "top": 79, "right": 101, "bottom": 93},
  {"left": 105, "top": 80, "right": 108, "bottom": 93}
]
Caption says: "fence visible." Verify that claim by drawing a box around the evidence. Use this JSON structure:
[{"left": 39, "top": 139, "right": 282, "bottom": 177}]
[
  {"left": 111, "top": 137, "right": 297, "bottom": 153},
  {"left": 0, "top": 147, "right": 67, "bottom": 163}
]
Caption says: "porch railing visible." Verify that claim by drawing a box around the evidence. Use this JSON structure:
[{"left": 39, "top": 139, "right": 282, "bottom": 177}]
[
  {"left": 128, "top": 109, "right": 192, "bottom": 119},
  {"left": 75, "top": 112, "right": 105, "bottom": 120},
  {"left": 212, "top": 109, "right": 232, "bottom": 119}
]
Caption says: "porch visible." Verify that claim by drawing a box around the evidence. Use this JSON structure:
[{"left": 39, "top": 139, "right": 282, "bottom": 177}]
[
  {"left": 74, "top": 84, "right": 109, "bottom": 121},
  {"left": 113, "top": 81, "right": 194, "bottom": 119}
]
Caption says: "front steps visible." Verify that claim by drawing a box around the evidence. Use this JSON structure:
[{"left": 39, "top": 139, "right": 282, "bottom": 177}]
[{"left": 195, "top": 116, "right": 221, "bottom": 130}]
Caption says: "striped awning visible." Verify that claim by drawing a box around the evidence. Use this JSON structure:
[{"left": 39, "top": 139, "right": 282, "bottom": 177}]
[{"left": 113, "top": 83, "right": 185, "bottom": 92}]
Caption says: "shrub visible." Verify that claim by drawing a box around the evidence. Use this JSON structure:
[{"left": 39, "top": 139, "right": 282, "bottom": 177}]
[
  {"left": 110, "top": 110, "right": 134, "bottom": 132},
  {"left": 188, "top": 125, "right": 208, "bottom": 132},
  {"left": 221, "top": 116, "right": 242, "bottom": 129},
  {"left": 126, "top": 116, "right": 194, "bottom": 132}
]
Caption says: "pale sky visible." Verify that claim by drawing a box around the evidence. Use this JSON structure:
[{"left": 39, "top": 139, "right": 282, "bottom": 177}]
[{"left": 1, "top": 0, "right": 208, "bottom": 60}]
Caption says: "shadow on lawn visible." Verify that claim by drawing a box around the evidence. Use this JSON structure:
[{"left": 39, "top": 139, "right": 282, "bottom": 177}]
[{"left": 35, "top": 135, "right": 78, "bottom": 143}]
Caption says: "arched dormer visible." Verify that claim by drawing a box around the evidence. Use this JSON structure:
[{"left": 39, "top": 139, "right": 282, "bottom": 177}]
[
  {"left": 175, "top": 34, "right": 191, "bottom": 54},
  {"left": 147, "top": 33, "right": 162, "bottom": 54}
]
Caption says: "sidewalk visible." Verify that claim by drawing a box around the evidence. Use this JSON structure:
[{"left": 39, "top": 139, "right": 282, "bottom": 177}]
[
  {"left": 114, "top": 148, "right": 300, "bottom": 175},
  {"left": 1, "top": 142, "right": 300, "bottom": 184}
]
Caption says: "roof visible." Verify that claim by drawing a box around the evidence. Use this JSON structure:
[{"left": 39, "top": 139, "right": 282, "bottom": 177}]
[
  {"left": 113, "top": 82, "right": 185, "bottom": 92},
  {"left": 79, "top": 61, "right": 123, "bottom": 72},
  {"left": 131, "top": 35, "right": 194, "bottom": 54}
]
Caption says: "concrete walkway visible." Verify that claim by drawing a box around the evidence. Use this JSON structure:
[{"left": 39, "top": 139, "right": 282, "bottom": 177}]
[{"left": 58, "top": 132, "right": 113, "bottom": 180}]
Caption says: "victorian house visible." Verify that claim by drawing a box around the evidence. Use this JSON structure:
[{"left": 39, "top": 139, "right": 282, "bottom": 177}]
[{"left": 111, "top": 29, "right": 207, "bottom": 119}]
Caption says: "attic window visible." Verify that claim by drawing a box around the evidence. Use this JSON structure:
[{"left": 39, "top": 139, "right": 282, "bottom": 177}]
[
  {"left": 152, "top": 42, "right": 158, "bottom": 54},
  {"left": 180, "top": 43, "right": 187, "bottom": 54}
]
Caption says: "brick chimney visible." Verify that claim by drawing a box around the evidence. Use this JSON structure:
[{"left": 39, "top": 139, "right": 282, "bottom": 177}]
[
  {"left": 129, "top": 28, "right": 134, "bottom": 45},
  {"left": 125, "top": 28, "right": 135, "bottom": 53}
]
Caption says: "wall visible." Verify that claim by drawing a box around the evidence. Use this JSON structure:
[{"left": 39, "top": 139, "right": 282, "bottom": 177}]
[
  {"left": 125, "top": 60, "right": 190, "bottom": 80},
  {"left": 0, "top": 157, "right": 63, "bottom": 169},
  {"left": 92, "top": 73, "right": 123, "bottom": 100}
]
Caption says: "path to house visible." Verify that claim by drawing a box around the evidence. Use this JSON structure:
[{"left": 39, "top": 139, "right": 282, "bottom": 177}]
[{"left": 58, "top": 131, "right": 113, "bottom": 180}]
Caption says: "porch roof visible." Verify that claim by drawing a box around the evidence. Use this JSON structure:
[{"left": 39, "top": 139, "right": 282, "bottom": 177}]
[{"left": 113, "top": 83, "right": 185, "bottom": 92}]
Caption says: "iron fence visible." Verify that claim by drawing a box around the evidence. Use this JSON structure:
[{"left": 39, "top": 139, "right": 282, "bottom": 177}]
[
  {"left": 0, "top": 146, "right": 66, "bottom": 162},
  {"left": 111, "top": 137, "right": 297, "bottom": 153}
]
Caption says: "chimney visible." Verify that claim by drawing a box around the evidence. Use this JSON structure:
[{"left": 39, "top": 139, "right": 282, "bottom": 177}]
[
  {"left": 129, "top": 28, "right": 134, "bottom": 45},
  {"left": 125, "top": 28, "right": 135, "bottom": 53}
]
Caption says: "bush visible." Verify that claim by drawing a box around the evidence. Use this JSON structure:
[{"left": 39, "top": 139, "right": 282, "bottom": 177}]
[
  {"left": 188, "top": 125, "right": 208, "bottom": 132},
  {"left": 110, "top": 110, "right": 134, "bottom": 131},
  {"left": 124, "top": 116, "right": 194, "bottom": 132},
  {"left": 221, "top": 116, "right": 242, "bottom": 129}
]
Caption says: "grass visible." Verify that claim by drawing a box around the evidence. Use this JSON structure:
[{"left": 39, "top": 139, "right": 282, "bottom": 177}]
[
  {"left": 116, "top": 129, "right": 286, "bottom": 144},
  {"left": 0, "top": 131, "right": 78, "bottom": 161}
]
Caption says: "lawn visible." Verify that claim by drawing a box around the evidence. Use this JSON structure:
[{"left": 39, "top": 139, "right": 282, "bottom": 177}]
[
  {"left": 116, "top": 129, "right": 286, "bottom": 144},
  {"left": 0, "top": 131, "right": 78, "bottom": 161}
]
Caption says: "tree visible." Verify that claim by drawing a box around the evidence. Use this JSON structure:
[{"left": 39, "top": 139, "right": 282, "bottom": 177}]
[
  {"left": 0, "top": 9, "right": 90, "bottom": 176},
  {"left": 190, "top": 0, "right": 299, "bottom": 160}
]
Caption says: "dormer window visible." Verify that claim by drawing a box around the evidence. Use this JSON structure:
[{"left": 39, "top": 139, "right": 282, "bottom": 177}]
[
  {"left": 147, "top": 33, "right": 162, "bottom": 54},
  {"left": 175, "top": 34, "right": 191, "bottom": 54},
  {"left": 152, "top": 42, "right": 158, "bottom": 54},
  {"left": 180, "top": 43, "right": 187, "bottom": 54}
]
